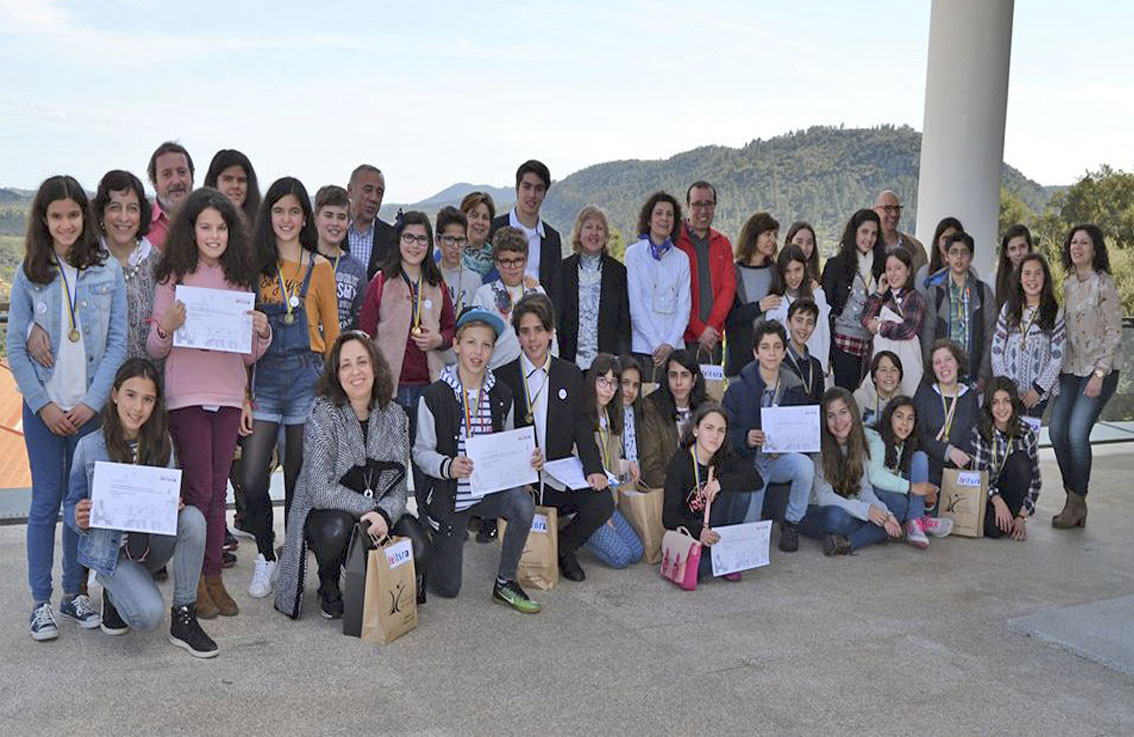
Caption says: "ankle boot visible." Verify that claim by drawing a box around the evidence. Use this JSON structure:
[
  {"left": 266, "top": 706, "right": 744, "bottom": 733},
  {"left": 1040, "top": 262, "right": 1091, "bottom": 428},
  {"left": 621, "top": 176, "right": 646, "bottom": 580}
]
[
  {"left": 1052, "top": 490, "right": 1087, "bottom": 529},
  {"left": 195, "top": 577, "right": 219, "bottom": 620},
  {"left": 205, "top": 574, "right": 239, "bottom": 616},
  {"left": 1051, "top": 488, "right": 1072, "bottom": 525}
]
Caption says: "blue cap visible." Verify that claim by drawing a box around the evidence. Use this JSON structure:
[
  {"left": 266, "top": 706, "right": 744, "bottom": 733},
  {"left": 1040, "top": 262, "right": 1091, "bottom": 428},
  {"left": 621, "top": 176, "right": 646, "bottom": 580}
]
[{"left": 455, "top": 307, "right": 506, "bottom": 338}]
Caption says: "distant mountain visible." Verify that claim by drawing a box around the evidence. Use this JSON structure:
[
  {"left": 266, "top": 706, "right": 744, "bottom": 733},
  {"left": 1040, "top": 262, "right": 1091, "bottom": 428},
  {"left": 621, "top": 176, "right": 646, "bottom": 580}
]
[
  {"left": 380, "top": 183, "right": 514, "bottom": 222},
  {"left": 539, "top": 125, "right": 1053, "bottom": 253}
]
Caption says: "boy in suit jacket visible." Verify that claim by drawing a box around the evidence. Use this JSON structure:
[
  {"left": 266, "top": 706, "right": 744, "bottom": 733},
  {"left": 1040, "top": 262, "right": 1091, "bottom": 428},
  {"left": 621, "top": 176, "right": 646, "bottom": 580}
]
[{"left": 489, "top": 160, "right": 563, "bottom": 311}]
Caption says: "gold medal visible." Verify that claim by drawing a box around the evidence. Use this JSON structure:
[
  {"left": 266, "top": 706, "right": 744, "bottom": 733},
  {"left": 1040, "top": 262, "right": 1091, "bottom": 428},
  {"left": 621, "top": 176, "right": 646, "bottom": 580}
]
[
  {"left": 68, "top": 329, "right": 80, "bottom": 343},
  {"left": 411, "top": 325, "right": 424, "bottom": 337},
  {"left": 524, "top": 413, "right": 533, "bottom": 424},
  {"left": 282, "top": 313, "right": 296, "bottom": 326}
]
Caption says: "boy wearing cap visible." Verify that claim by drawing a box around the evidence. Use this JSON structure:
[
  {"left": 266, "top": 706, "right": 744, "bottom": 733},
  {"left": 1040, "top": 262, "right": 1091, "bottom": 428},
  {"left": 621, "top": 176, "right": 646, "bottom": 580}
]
[{"left": 413, "top": 307, "right": 544, "bottom": 613}]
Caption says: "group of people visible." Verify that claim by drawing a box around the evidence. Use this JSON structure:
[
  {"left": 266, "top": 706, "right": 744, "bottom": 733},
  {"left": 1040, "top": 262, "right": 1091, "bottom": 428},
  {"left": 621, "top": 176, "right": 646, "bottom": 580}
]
[{"left": 7, "top": 143, "right": 1122, "bottom": 658}]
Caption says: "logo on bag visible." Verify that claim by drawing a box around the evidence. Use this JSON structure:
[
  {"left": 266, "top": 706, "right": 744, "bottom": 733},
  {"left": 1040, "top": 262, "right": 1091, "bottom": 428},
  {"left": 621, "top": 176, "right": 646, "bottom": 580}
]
[
  {"left": 384, "top": 539, "right": 413, "bottom": 569},
  {"left": 389, "top": 580, "right": 408, "bottom": 614},
  {"left": 943, "top": 493, "right": 970, "bottom": 513},
  {"left": 955, "top": 471, "right": 982, "bottom": 487},
  {"left": 531, "top": 514, "right": 548, "bottom": 533}
]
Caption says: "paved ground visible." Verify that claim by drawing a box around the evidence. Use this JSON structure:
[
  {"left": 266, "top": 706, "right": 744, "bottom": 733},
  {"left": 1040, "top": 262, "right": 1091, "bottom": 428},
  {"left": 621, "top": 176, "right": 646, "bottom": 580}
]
[{"left": 1, "top": 447, "right": 1132, "bottom": 736}]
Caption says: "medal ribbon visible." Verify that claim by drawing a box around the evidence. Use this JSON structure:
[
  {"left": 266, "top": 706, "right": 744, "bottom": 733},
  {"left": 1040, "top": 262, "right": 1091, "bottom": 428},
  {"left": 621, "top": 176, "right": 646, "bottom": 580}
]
[
  {"left": 276, "top": 250, "right": 305, "bottom": 319},
  {"left": 460, "top": 381, "right": 484, "bottom": 441},
  {"left": 411, "top": 273, "right": 424, "bottom": 332},
  {"left": 523, "top": 362, "right": 547, "bottom": 422},
  {"left": 1019, "top": 305, "right": 1039, "bottom": 351},
  {"left": 57, "top": 262, "right": 79, "bottom": 339},
  {"left": 936, "top": 384, "right": 959, "bottom": 442}
]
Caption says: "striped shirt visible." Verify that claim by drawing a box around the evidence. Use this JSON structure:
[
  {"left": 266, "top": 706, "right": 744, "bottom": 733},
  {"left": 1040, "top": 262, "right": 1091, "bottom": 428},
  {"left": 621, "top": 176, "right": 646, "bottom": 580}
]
[{"left": 439, "top": 365, "right": 497, "bottom": 512}]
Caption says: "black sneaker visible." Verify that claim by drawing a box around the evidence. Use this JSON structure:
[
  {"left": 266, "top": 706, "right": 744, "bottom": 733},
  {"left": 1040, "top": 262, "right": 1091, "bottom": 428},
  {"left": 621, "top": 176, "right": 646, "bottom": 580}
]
[
  {"left": 318, "top": 583, "right": 343, "bottom": 620},
  {"left": 558, "top": 552, "right": 586, "bottom": 582},
  {"left": 476, "top": 519, "right": 498, "bottom": 544},
  {"left": 151, "top": 565, "right": 169, "bottom": 582},
  {"left": 223, "top": 528, "right": 239, "bottom": 552},
  {"left": 168, "top": 604, "right": 219, "bottom": 658},
  {"left": 100, "top": 589, "right": 128, "bottom": 636},
  {"left": 778, "top": 521, "right": 800, "bottom": 553},
  {"left": 823, "top": 533, "right": 853, "bottom": 557},
  {"left": 221, "top": 551, "right": 237, "bottom": 569}
]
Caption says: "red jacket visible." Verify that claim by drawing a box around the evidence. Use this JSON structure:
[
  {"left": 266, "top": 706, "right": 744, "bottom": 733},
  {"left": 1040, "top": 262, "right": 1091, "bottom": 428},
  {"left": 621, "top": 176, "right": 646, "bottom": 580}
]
[{"left": 675, "top": 222, "right": 737, "bottom": 342}]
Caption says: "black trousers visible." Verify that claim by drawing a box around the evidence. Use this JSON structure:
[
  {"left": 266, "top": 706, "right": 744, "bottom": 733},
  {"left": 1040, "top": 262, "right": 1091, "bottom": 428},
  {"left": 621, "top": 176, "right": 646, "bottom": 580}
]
[
  {"left": 539, "top": 485, "right": 615, "bottom": 555},
  {"left": 984, "top": 451, "right": 1031, "bottom": 538},
  {"left": 304, "top": 509, "right": 432, "bottom": 586},
  {"left": 831, "top": 346, "right": 866, "bottom": 391}
]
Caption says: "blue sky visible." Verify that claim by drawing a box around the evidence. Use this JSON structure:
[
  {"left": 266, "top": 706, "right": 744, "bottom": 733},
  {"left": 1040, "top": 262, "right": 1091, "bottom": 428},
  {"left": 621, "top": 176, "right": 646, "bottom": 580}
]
[{"left": 1, "top": 0, "right": 1131, "bottom": 202}]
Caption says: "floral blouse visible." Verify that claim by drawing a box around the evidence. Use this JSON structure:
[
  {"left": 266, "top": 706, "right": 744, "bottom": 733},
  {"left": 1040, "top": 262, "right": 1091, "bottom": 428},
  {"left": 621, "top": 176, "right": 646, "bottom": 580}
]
[{"left": 1063, "top": 271, "right": 1122, "bottom": 376}]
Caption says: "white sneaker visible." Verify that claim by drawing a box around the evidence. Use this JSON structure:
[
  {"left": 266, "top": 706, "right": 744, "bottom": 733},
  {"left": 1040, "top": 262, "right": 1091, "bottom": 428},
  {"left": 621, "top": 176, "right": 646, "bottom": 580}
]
[
  {"left": 905, "top": 519, "right": 929, "bottom": 549},
  {"left": 248, "top": 554, "right": 277, "bottom": 599},
  {"left": 921, "top": 516, "right": 953, "bottom": 538}
]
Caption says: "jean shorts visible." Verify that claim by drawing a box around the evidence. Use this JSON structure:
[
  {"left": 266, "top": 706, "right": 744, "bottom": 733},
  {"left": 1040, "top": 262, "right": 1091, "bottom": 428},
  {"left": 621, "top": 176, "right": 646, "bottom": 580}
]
[{"left": 251, "top": 352, "right": 323, "bottom": 425}]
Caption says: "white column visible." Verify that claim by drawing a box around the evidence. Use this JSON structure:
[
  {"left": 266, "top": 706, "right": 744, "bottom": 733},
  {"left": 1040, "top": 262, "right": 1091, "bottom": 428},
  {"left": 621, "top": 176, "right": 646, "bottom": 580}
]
[{"left": 915, "top": 0, "right": 1015, "bottom": 281}]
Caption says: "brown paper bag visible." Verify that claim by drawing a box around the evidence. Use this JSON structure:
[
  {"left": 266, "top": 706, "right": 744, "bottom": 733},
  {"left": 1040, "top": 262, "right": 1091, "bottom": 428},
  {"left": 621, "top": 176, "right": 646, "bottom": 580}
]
[
  {"left": 699, "top": 361, "right": 726, "bottom": 402},
  {"left": 620, "top": 485, "right": 665, "bottom": 564},
  {"left": 939, "top": 468, "right": 989, "bottom": 538},
  {"left": 360, "top": 536, "right": 417, "bottom": 645},
  {"left": 499, "top": 505, "right": 559, "bottom": 590}
]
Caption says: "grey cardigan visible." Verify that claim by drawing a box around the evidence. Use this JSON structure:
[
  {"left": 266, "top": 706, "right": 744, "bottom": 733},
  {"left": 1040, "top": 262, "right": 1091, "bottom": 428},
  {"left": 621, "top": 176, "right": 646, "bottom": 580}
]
[{"left": 275, "top": 395, "right": 410, "bottom": 619}]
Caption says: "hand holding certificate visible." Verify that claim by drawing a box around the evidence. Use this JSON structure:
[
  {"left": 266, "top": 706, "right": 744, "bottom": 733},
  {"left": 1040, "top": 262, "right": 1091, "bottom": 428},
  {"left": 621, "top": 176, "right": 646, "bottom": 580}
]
[
  {"left": 760, "top": 405, "right": 821, "bottom": 453},
  {"left": 465, "top": 426, "right": 539, "bottom": 497},
  {"left": 173, "top": 285, "right": 256, "bottom": 354},
  {"left": 90, "top": 461, "right": 182, "bottom": 536},
  {"left": 711, "top": 520, "right": 772, "bottom": 577}
]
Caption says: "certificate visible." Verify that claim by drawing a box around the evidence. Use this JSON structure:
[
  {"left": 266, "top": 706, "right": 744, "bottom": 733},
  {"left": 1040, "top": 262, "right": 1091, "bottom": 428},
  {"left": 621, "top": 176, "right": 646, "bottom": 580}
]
[
  {"left": 89, "top": 461, "right": 182, "bottom": 536},
  {"left": 465, "top": 427, "right": 539, "bottom": 497},
  {"left": 542, "top": 456, "right": 620, "bottom": 491},
  {"left": 711, "top": 520, "right": 772, "bottom": 577},
  {"left": 173, "top": 285, "right": 256, "bottom": 354},
  {"left": 879, "top": 305, "right": 904, "bottom": 324},
  {"left": 761, "top": 405, "right": 821, "bottom": 453}
]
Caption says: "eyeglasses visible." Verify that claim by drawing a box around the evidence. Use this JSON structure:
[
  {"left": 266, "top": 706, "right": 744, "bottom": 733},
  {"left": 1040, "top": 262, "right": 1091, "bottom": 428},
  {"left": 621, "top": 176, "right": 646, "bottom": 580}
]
[
  {"left": 690, "top": 201, "right": 716, "bottom": 210},
  {"left": 879, "top": 205, "right": 903, "bottom": 215},
  {"left": 496, "top": 257, "right": 526, "bottom": 269},
  {"left": 400, "top": 233, "right": 430, "bottom": 246},
  {"left": 439, "top": 235, "right": 468, "bottom": 247},
  {"left": 596, "top": 377, "right": 619, "bottom": 389}
]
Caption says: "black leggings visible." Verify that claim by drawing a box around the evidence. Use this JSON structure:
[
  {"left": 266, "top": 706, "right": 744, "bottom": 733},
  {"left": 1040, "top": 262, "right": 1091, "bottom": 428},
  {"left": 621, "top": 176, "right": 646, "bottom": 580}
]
[
  {"left": 831, "top": 346, "right": 866, "bottom": 391},
  {"left": 305, "top": 509, "right": 432, "bottom": 587},
  {"left": 985, "top": 450, "right": 1032, "bottom": 538},
  {"left": 241, "top": 421, "right": 305, "bottom": 559}
]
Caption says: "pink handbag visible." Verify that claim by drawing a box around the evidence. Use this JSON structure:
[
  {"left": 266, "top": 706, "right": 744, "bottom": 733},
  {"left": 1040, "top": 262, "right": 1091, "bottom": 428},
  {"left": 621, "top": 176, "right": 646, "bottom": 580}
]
[{"left": 660, "top": 497, "right": 711, "bottom": 591}]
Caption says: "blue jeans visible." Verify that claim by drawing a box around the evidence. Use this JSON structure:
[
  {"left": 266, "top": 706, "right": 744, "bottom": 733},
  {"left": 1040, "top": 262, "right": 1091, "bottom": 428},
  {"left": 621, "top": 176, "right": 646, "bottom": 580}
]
[
  {"left": 584, "top": 509, "right": 643, "bottom": 568},
  {"left": 24, "top": 403, "right": 99, "bottom": 603},
  {"left": 745, "top": 452, "right": 815, "bottom": 524},
  {"left": 798, "top": 491, "right": 907, "bottom": 551},
  {"left": 1049, "top": 372, "right": 1119, "bottom": 496},
  {"left": 874, "top": 450, "right": 929, "bottom": 522}
]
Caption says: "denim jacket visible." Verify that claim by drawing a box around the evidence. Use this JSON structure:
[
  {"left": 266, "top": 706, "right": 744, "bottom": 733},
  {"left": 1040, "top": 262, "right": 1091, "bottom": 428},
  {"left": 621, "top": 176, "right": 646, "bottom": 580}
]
[
  {"left": 5, "top": 258, "right": 128, "bottom": 414},
  {"left": 63, "top": 430, "right": 177, "bottom": 576}
]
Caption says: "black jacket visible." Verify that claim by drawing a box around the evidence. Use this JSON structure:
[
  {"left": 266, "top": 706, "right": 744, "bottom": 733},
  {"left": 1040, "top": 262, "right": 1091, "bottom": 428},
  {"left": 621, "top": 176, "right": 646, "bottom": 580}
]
[
  {"left": 821, "top": 243, "right": 888, "bottom": 321},
  {"left": 496, "top": 356, "right": 603, "bottom": 479},
  {"left": 662, "top": 450, "right": 761, "bottom": 540},
  {"left": 490, "top": 214, "right": 564, "bottom": 311},
  {"left": 557, "top": 253, "right": 631, "bottom": 362},
  {"left": 417, "top": 377, "right": 513, "bottom": 532}
]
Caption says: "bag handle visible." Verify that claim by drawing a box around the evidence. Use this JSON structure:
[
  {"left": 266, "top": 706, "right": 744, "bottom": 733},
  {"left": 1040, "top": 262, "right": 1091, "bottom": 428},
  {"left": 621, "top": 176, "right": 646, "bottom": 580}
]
[{"left": 355, "top": 520, "right": 391, "bottom": 550}]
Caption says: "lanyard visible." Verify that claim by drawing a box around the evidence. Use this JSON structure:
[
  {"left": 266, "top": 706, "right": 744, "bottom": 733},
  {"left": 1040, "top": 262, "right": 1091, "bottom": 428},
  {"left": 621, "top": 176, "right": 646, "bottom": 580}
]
[
  {"left": 787, "top": 349, "right": 811, "bottom": 396},
  {"left": 57, "top": 262, "right": 80, "bottom": 342},
  {"left": 762, "top": 372, "right": 781, "bottom": 408},
  {"left": 276, "top": 250, "right": 306, "bottom": 318},
  {"left": 1019, "top": 305, "right": 1039, "bottom": 350},
  {"left": 522, "top": 361, "right": 547, "bottom": 424},
  {"left": 937, "top": 384, "right": 959, "bottom": 441},
  {"left": 460, "top": 381, "right": 485, "bottom": 440},
  {"left": 690, "top": 446, "right": 703, "bottom": 494},
  {"left": 990, "top": 431, "right": 1003, "bottom": 478},
  {"left": 332, "top": 251, "right": 341, "bottom": 276},
  {"left": 598, "top": 409, "right": 613, "bottom": 472}
]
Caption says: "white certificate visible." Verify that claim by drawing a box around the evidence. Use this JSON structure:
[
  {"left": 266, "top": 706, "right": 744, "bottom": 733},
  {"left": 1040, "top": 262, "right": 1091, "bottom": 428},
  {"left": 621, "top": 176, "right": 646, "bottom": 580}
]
[
  {"left": 711, "top": 520, "right": 772, "bottom": 577},
  {"left": 879, "top": 305, "right": 904, "bottom": 324},
  {"left": 761, "top": 405, "right": 821, "bottom": 453},
  {"left": 542, "top": 456, "right": 620, "bottom": 491},
  {"left": 173, "top": 285, "right": 256, "bottom": 354},
  {"left": 89, "top": 461, "right": 182, "bottom": 536},
  {"left": 465, "top": 426, "right": 539, "bottom": 497}
]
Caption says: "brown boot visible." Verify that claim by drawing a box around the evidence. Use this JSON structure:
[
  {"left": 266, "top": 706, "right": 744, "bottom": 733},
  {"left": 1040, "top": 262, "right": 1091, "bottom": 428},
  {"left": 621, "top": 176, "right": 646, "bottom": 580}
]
[
  {"left": 205, "top": 574, "right": 239, "bottom": 616},
  {"left": 196, "top": 577, "right": 219, "bottom": 620},
  {"left": 1052, "top": 490, "right": 1087, "bottom": 529}
]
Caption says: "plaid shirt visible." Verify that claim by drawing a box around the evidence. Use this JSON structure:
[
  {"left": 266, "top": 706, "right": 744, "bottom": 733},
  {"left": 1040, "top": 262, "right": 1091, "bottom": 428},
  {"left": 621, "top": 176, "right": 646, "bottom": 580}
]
[
  {"left": 862, "top": 287, "right": 926, "bottom": 341},
  {"left": 948, "top": 276, "right": 972, "bottom": 351},
  {"left": 969, "top": 420, "right": 1042, "bottom": 516},
  {"left": 832, "top": 332, "right": 871, "bottom": 358}
]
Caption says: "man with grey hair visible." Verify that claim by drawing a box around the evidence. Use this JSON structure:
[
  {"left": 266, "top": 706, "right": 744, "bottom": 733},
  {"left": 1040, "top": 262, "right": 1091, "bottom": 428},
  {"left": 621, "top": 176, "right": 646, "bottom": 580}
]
[
  {"left": 874, "top": 190, "right": 928, "bottom": 273},
  {"left": 346, "top": 164, "right": 396, "bottom": 280}
]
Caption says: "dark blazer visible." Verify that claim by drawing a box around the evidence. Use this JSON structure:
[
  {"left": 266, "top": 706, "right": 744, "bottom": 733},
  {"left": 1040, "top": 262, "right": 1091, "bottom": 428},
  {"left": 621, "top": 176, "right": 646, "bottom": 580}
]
[
  {"left": 346, "top": 218, "right": 396, "bottom": 282},
  {"left": 490, "top": 213, "right": 564, "bottom": 311},
  {"left": 557, "top": 253, "right": 631, "bottom": 362},
  {"left": 822, "top": 242, "right": 888, "bottom": 321},
  {"left": 496, "top": 356, "right": 603, "bottom": 478}
]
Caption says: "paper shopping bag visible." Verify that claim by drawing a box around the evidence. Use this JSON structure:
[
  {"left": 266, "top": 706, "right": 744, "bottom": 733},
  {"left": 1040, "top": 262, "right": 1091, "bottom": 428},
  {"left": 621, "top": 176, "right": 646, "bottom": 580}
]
[
  {"left": 620, "top": 485, "right": 665, "bottom": 564},
  {"left": 660, "top": 527, "right": 701, "bottom": 591},
  {"left": 499, "top": 505, "right": 559, "bottom": 590},
  {"left": 360, "top": 536, "right": 417, "bottom": 645},
  {"left": 342, "top": 522, "right": 372, "bottom": 638},
  {"left": 939, "top": 469, "right": 989, "bottom": 538},
  {"left": 700, "top": 362, "right": 726, "bottom": 402}
]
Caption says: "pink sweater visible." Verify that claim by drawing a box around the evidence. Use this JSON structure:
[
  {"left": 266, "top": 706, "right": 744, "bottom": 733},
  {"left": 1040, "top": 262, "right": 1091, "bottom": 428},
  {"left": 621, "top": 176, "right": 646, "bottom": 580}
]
[{"left": 147, "top": 262, "right": 271, "bottom": 411}]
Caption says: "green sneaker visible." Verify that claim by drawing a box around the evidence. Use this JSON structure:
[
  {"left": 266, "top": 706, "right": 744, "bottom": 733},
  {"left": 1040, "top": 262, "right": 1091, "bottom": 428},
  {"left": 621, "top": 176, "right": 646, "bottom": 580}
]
[{"left": 492, "top": 579, "right": 541, "bottom": 614}]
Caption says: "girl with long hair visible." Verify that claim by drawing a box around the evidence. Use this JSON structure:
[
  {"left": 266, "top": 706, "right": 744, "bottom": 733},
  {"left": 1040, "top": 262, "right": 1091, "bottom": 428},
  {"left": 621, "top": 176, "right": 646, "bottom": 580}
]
[
  {"left": 994, "top": 224, "right": 1033, "bottom": 310},
  {"left": 914, "top": 216, "right": 965, "bottom": 298},
  {"left": 861, "top": 247, "right": 927, "bottom": 396},
  {"left": 785, "top": 221, "right": 822, "bottom": 285},
  {"left": 203, "top": 149, "right": 262, "bottom": 225},
  {"left": 970, "top": 377, "right": 1042, "bottom": 540},
  {"left": 765, "top": 244, "right": 832, "bottom": 372},
  {"left": 725, "top": 211, "right": 780, "bottom": 378},
  {"left": 638, "top": 349, "right": 708, "bottom": 489},
  {"left": 822, "top": 209, "right": 887, "bottom": 390}
]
